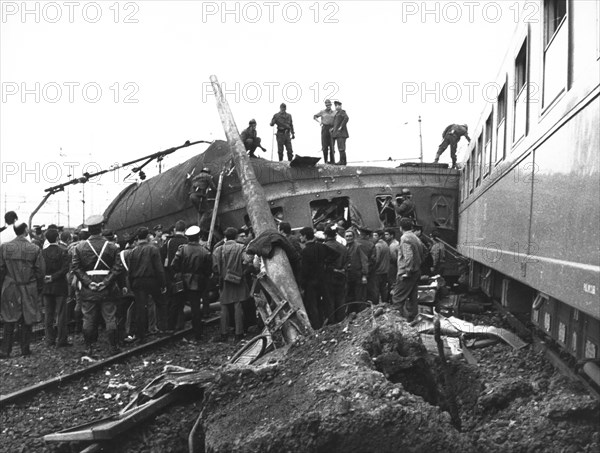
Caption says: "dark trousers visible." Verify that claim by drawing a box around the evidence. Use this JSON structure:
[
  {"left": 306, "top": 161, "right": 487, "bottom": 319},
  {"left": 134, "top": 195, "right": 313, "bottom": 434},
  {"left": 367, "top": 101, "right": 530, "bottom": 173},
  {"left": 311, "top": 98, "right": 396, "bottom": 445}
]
[
  {"left": 374, "top": 273, "right": 389, "bottom": 303},
  {"left": 276, "top": 131, "right": 293, "bottom": 161},
  {"left": 435, "top": 135, "right": 458, "bottom": 165},
  {"left": 324, "top": 273, "right": 346, "bottom": 324},
  {"left": 220, "top": 302, "right": 244, "bottom": 335},
  {"left": 43, "top": 294, "right": 68, "bottom": 345},
  {"left": 185, "top": 289, "right": 204, "bottom": 339},
  {"left": 1, "top": 322, "right": 32, "bottom": 356},
  {"left": 366, "top": 271, "right": 378, "bottom": 303},
  {"left": 132, "top": 279, "right": 167, "bottom": 340},
  {"left": 391, "top": 271, "right": 421, "bottom": 320},
  {"left": 81, "top": 299, "right": 117, "bottom": 345},
  {"left": 245, "top": 137, "right": 263, "bottom": 157},
  {"left": 321, "top": 126, "right": 335, "bottom": 163},
  {"left": 167, "top": 291, "right": 187, "bottom": 331},
  {"left": 346, "top": 278, "right": 367, "bottom": 312},
  {"left": 334, "top": 137, "right": 347, "bottom": 164},
  {"left": 303, "top": 280, "right": 326, "bottom": 329}
]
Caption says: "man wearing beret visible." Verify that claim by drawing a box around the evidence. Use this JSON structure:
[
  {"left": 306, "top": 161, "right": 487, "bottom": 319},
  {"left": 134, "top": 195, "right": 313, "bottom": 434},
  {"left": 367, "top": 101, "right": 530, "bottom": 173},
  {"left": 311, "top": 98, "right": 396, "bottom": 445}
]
[
  {"left": 270, "top": 103, "right": 295, "bottom": 162},
  {"left": 72, "top": 215, "right": 123, "bottom": 355},
  {"left": 331, "top": 101, "right": 349, "bottom": 165},
  {"left": 240, "top": 119, "right": 267, "bottom": 158}
]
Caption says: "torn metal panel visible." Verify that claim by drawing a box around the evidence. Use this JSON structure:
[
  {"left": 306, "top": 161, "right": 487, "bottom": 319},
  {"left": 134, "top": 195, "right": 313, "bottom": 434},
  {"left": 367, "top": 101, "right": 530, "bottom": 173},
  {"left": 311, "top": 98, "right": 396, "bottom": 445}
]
[{"left": 413, "top": 314, "right": 528, "bottom": 350}]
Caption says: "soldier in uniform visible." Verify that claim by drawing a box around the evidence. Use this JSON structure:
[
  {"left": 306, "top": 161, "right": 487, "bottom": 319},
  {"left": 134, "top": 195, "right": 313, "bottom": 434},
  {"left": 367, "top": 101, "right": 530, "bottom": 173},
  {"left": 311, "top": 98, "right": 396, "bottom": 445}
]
[
  {"left": 270, "top": 103, "right": 295, "bottom": 162},
  {"left": 189, "top": 168, "right": 216, "bottom": 215},
  {"left": 331, "top": 101, "right": 349, "bottom": 165},
  {"left": 72, "top": 215, "right": 123, "bottom": 355},
  {"left": 171, "top": 225, "right": 212, "bottom": 340},
  {"left": 0, "top": 222, "right": 45, "bottom": 358},
  {"left": 240, "top": 119, "right": 267, "bottom": 158},
  {"left": 434, "top": 123, "right": 471, "bottom": 169},
  {"left": 313, "top": 99, "right": 336, "bottom": 164}
]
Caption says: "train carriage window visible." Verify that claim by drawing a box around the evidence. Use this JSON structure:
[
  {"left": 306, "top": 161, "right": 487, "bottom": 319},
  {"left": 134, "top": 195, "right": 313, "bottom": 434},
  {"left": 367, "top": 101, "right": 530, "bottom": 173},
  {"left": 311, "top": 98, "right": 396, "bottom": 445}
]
[
  {"left": 310, "top": 197, "right": 350, "bottom": 230},
  {"left": 431, "top": 195, "right": 454, "bottom": 228},
  {"left": 376, "top": 195, "right": 397, "bottom": 228},
  {"left": 476, "top": 134, "right": 483, "bottom": 187},
  {"left": 495, "top": 84, "right": 507, "bottom": 164},
  {"left": 484, "top": 114, "right": 493, "bottom": 178},
  {"left": 543, "top": 0, "right": 568, "bottom": 107},
  {"left": 470, "top": 149, "right": 476, "bottom": 192},
  {"left": 513, "top": 38, "right": 528, "bottom": 143}
]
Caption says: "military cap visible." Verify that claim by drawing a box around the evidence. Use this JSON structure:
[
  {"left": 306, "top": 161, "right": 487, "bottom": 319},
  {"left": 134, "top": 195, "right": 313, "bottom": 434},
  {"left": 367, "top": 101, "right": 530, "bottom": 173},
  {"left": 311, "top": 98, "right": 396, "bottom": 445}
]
[
  {"left": 401, "top": 188, "right": 412, "bottom": 195},
  {"left": 334, "top": 100, "right": 342, "bottom": 106},
  {"left": 185, "top": 225, "right": 201, "bottom": 237},
  {"left": 85, "top": 215, "right": 104, "bottom": 227},
  {"left": 47, "top": 224, "right": 58, "bottom": 230}
]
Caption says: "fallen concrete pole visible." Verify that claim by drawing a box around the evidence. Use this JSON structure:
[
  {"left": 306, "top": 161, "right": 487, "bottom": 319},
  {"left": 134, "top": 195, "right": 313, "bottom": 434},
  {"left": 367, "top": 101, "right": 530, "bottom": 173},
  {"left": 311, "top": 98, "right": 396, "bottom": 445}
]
[{"left": 209, "top": 75, "right": 313, "bottom": 336}]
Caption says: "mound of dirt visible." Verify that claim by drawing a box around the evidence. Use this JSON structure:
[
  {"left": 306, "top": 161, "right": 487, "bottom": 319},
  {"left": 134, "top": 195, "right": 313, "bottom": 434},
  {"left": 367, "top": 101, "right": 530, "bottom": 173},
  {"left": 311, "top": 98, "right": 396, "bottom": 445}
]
[{"left": 201, "top": 308, "right": 480, "bottom": 453}]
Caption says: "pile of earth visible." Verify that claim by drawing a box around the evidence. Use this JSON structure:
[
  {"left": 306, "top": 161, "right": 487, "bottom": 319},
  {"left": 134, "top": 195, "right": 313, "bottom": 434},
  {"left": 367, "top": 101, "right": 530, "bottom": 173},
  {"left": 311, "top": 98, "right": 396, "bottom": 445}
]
[{"left": 199, "top": 305, "right": 599, "bottom": 453}]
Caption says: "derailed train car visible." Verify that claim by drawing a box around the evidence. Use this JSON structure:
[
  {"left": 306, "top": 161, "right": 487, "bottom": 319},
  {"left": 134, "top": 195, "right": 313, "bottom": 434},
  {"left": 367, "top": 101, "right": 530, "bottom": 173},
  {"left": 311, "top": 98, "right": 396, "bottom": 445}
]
[
  {"left": 104, "top": 140, "right": 459, "bottom": 255},
  {"left": 458, "top": 0, "right": 599, "bottom": 373}
]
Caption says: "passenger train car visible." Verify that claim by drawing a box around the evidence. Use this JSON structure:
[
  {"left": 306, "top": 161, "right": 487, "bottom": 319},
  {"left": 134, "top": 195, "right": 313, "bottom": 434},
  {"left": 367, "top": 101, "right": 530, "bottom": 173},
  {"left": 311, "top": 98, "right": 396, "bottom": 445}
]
[
  {"left": 104, "top": 140, "right": 460, "bottom": 262},
  {"left": 458, "top": 0, "right": 599, "bottom": 369}
]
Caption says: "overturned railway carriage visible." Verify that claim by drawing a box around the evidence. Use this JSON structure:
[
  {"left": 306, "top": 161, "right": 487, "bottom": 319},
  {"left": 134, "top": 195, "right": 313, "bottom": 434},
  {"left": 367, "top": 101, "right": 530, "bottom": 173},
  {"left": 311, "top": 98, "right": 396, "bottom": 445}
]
[
  {"left": 104, "top": 140, "right": 459, "bottom": 254},
  {"left": 458, "top": 0, "right": 600, "bottom": 369}
]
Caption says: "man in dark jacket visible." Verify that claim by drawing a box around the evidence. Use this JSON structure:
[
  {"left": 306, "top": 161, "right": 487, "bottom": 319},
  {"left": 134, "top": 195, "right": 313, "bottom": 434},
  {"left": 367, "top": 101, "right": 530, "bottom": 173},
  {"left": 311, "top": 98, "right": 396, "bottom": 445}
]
[
  {"left": 357, "top": 228, "right": 376, "bottom": 304},
  {"left": 189, "top": 168, "right": 216, "bottom": 214},
  {"left": 299, "top": 226, "right": 338, "bottom": 329},
  {"left": 372, "top": 230, "right": 391, "bottom": 304},
  {"left": 42, "top": 229, "right": 71, "bottom": 347},
  {"left": 72, "top": 215, "right": 123, "bottom": 355},
  {"left": 126, "top": 227, "right": 167, "bottom": 344},
  {"left": 240, "top": 119, "right": 267, "bottom": 157},
  {"left": 172, "top": 225, "right": 212, "bottom": 340},
  {"left": 0, "top": 222, "right": 45, "bottom": 358},
  {"left": 331, "top": 101, "right": 349, "bottom": 165},
  {"left": 344, "top": 229, "right": 368, "bottom": 309},
  {"left": 270, "top": 103, "right": 295, "bottom": 162},
  {"left": 434, "top": 124, "right": 471, "bottom": 168},
  {"left": 392, "top": 217, "right": 425, "bottom": 321},
  {"left": 161, "top": 220, "right": 189, "bottom": 331},
  {"left": 323, "top": 226, "right": 349, "bottom": 323}
]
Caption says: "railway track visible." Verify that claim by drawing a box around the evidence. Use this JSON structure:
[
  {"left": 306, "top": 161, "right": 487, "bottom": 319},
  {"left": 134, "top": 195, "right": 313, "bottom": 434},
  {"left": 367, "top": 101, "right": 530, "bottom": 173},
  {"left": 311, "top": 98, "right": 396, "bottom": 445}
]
[{"left": 0, "top": 319, "right": 215, "bottom": 408}]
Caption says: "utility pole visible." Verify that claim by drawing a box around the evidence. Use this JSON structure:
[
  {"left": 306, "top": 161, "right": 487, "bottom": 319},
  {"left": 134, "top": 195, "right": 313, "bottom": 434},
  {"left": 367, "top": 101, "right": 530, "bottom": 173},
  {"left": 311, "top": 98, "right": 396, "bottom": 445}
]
[
  {"left": 419, "top": 115, "right": 424, "bottom": 164},
  {"left": 210, "top": 74, "right": 313, "bottom": 336}
]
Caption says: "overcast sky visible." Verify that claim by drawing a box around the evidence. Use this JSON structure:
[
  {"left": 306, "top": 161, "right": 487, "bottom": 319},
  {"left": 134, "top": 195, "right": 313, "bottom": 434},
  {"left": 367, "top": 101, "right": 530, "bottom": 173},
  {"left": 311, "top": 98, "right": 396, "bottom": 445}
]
[{"left": 1, "top": 0, "right": 527, "bottom": 226}]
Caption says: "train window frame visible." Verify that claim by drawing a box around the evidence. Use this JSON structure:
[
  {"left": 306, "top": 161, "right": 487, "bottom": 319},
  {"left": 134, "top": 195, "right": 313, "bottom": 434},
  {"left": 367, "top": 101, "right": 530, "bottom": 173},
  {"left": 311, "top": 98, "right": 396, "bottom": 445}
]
[
  {"left": 495, "top": 82, "right": 507, "bottom": 165},
  {"left": 470, "top": 149, "right": 476, "bottom": 193},
  {"left": 475, "top": 133, "right": 483, "bottom": 187},
  {"left": 513, "top": 37, "right": 529, "bottom": 145},
  {"left": 375, "top": 194, "right": 401, "bottom": 228},
  {"left": 309, "top": 196, "right": 350, "bottom": 230},
  {"left": 484, "top": 112, "right": 493, "bottom": 178},
  {"left": 542, "top": 0, "right": 569, "bottom": 109}
]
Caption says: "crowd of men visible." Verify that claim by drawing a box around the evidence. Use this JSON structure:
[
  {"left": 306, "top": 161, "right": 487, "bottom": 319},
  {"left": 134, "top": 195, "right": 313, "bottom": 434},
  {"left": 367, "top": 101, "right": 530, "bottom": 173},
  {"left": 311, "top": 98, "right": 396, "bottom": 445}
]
[
  {"left": 0, "top": 201, "right": 445, "bottom": 358},
  {"left": 239, "top": 99, "right": 350, "bottom": 165}
]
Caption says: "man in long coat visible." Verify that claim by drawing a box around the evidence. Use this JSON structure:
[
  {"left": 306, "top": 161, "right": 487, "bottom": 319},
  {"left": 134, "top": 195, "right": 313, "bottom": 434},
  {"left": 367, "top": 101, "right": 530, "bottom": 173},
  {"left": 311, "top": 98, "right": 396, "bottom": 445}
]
[
  {"left": 213, "top": 227, "right": 249, "bottom": 342},
  {"left": 0, "top": 222, "right": 45, "bottom": 358}
]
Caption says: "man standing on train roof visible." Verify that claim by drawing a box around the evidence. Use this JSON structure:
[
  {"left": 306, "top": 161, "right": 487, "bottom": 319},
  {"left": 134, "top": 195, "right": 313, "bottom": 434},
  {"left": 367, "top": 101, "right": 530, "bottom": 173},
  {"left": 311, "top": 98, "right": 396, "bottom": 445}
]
[
  {"left": 0, "top": 222, "right": 45, "bottom": 358},
  {"left": 314, "top": 99, "right": 336, "bottom": 164},
  {"left": 433, "top": 124, "right": 471, "bottom": 169},
  {"left": 72, "top": 215, "right": 123, "bottom": 356},
  {"left": 189, "top": 167, "right": 216, "bottom": 214},
  {"left": 270, "top": 102, "right": 295, "bottom": 162},
  {"left": 240, "top": 119, "right": 267, "bottom": 158},
  {"left": 331, "top": 101, "right": 349, "bottom": 165}
]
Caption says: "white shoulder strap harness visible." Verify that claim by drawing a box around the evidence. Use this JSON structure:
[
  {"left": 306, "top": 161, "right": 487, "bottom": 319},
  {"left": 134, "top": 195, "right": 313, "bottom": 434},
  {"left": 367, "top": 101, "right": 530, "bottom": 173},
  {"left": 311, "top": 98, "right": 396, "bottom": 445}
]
[{"left": 86, "top": 239, "right": 110, "bottom": 275}]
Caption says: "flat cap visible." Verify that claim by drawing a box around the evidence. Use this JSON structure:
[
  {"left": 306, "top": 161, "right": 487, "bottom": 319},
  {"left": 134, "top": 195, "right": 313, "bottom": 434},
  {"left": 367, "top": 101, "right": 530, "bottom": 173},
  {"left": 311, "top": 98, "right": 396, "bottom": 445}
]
[
  {"left": 185, "top": 225, "right": 201, "bottom": 237},
  {"left": 334, "top": 100, "right": 342, "bottom": 106},
  {"left": 85, "top": 215, "right": 104, "bottom": 227}
]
